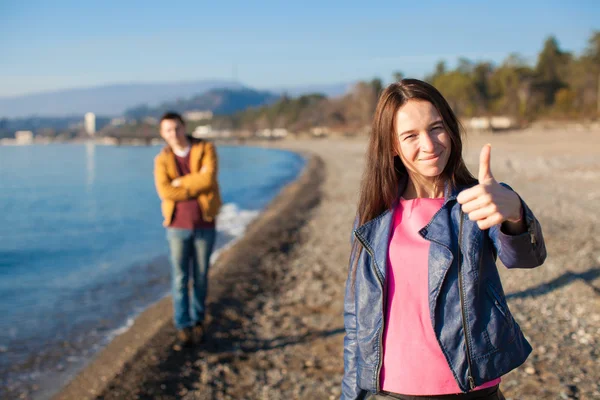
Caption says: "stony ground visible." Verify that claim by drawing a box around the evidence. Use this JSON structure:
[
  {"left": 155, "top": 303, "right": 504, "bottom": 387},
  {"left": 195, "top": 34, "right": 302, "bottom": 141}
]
[{"left": 59, "top": 129, "right": 600, "bottom": 400}]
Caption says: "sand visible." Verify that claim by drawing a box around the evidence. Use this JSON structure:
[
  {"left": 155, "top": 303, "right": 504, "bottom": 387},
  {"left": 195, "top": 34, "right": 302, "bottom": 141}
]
[{"left": 53, "top": 129, "right": 600, "bottom": 400}]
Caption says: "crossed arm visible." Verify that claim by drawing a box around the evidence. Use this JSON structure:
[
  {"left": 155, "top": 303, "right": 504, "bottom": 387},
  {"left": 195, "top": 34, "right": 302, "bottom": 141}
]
[
  {"left": 174, "top": 142, "right": 218, "bottom": 196},
  {"left": 153, "top": 142, "right": 218, "bottom": 201}
]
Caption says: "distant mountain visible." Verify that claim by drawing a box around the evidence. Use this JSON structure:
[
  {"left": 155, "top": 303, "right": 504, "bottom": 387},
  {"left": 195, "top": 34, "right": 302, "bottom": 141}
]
[
  {"left": 0, "top": 80, "right": 354, "bottom": 119},
  {"left": 0, "top": 80, "right": 244, "bottom": 118},
  {"left": 124, "top": 88, "right": 280, "bottom": 119},
  {"left": 267, "top": 82, "right": 353, "bottom": 98}
]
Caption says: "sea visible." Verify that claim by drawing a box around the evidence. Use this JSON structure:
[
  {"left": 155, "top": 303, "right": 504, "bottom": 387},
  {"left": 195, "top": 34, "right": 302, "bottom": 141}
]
[{"left": 0, "top": 142, "right": 305, "bottom": 399}]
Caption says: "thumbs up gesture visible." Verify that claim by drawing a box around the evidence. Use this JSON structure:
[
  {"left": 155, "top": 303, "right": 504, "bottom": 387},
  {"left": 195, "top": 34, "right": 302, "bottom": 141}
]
[{"left": 456, "top": 144, "right": 523, "bottom": 230}]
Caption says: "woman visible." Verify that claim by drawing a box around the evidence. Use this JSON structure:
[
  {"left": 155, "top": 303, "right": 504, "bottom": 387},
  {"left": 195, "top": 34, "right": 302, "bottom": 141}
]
[{"left": 342, "top": 79, "right": 546, "bottom": 400}]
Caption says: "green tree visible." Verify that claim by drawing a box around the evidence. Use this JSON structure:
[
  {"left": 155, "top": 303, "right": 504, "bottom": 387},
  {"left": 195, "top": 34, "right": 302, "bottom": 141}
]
[
  {"left": 425, "top": 61, "right": 447, "bottom": 82},
  {"left": 392, "top": 71, "right": 404, "bottom": 82},
  {"left": 370, "top": 78, "right": 384, "bottom": 97},
  {"left": 432, "top": 71, "right": 478, "bottom": 116},
  {"left": 535, "top": 36, "right": 571, "bottom": 106},
  {"left": 472, "top": 62, "right": 494, "bottom": 113}
]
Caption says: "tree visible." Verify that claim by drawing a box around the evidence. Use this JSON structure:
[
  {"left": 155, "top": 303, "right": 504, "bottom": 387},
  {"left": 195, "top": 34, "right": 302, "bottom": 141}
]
[
  {"left": 432, "top": 71, "right": 479, "bottom": 116},
  {"left": 489, "top": 55, "right": 534, "bottom": 117},
  {"left": 584, "top": 31, "right": 600, "bottom": 65},
  {"left": 425, "top": 61, "right": 447, "bottom": 83},
  {"left": 392, "top": 71, "right": 404, "bottom": 82},
  {"left": 535, "top": 36, "right": 571, "bottom": 106},
  {"left": 582, "top": 31, "right": 600, "bottom": 115},
  {"left": 370, "top": 78, "right": 384, "bottom": 97},
  {"left": 472, "top": 62, "right": 494, "bottom": 113},
  {"left": 457, "top": 57, "right": 473, "bottom": 74}
]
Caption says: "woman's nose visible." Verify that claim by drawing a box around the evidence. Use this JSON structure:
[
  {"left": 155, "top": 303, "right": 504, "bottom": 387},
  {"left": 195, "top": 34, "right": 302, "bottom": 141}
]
[{"left": 420, "top": 132, "right": 435, "bottom": 152}]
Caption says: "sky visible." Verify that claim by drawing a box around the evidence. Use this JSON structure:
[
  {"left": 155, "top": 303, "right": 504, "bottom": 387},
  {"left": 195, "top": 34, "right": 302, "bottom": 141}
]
[{"left": 1, "top": 0, "right": 599, "bottom": 97}]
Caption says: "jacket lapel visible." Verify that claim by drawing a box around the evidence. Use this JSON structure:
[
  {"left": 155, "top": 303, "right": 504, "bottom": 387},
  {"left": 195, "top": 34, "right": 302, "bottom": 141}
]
[
  {"left": 189, "top": 140, "right": 204, "bottom": 173},
  {"left": 420, "top": 203, "right": 455, "bottom": 303},
  {"left": 420, "top": 184, "right": 462, "bottom": 319},
  {"left": 164, "top": 148, "right": 179, "bottom": 178},
  {"left": 354, "top": 210, "right": 394, "bottom": 281},
  {"left": 353, "top": 179, "right": 463, "bottom": 297},
  {"left": 353, "top": 176, "right": 407, "bottom": 281}
]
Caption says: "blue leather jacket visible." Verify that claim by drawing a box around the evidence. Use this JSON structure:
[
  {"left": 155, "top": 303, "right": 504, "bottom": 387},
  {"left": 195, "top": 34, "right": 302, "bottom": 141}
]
[{"left": 342, "top": 181, "right": 546, "bottom": 399}]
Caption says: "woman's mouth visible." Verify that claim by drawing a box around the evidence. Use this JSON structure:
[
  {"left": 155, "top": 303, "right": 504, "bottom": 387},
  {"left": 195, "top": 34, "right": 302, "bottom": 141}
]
[{"left": 419, "top": 153, "right": 440, "bottom": 162}]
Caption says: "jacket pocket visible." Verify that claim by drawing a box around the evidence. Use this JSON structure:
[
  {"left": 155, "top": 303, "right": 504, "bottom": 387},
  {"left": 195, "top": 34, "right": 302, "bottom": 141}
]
[
  {"left": 487, "top": 284, "right": 510, "bottom": 321},
  {"left": 199, "top": 188, "right": 222, "bottom": 221},
  {"left": 484, "top": 282, "right": 516, "bottom": 350}
]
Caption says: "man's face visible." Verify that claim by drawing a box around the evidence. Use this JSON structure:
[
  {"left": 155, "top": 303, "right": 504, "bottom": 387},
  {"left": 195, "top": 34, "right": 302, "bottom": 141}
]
[{"left": 159, "top": 119, "right": 186, "bottom": 147}]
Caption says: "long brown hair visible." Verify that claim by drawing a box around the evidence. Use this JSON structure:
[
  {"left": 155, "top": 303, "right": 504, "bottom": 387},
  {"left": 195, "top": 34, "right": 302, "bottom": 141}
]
[
  {"left": 349, "top": 79, "right": 476, "bottom": 282},
  {"left": 356, "top": 79, "right": 476, "bottom": 228}
]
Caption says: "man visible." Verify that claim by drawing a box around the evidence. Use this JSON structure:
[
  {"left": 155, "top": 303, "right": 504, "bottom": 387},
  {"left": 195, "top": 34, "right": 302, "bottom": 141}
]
[{"left": 154, "top": 112, "right": 222, "bottom": 348}]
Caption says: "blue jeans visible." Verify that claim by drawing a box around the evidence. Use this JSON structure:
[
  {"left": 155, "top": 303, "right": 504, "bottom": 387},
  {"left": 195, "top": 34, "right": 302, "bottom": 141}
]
[{"left": 166, "top": 227, "right": 216, "bottom": 330}]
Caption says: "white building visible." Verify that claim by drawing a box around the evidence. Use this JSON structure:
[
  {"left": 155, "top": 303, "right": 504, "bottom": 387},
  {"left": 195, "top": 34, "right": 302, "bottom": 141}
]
[
  {"left": 84, "top": 112, "right": 96, "bottom": 135},
  {"left": 184, "top": 110, "right": 213, "bottom": 121},
  {"left": 142, "top": 116, "right": 158, "bottom": 125},
  {"left": 467, "top": 116, "right": 517, "bottom": 131},
  {"left": 110, "top": 117, "right": 126, "bottom": 126},
  {"left": 256, "top": 128, "right": 289, "bottom": 139},
  {"left": 15, "top": 130, "right": 34, "bottom": 145},
  {"left": 192, "top": 125, "right": 213, "bottom": 138}
]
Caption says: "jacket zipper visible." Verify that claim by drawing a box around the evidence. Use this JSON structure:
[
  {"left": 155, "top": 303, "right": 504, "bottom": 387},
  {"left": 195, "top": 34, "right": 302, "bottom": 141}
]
[
  {"left": 354, "top": 232, "right": 385, "bottom": 392},
  {"left": 457, "top": 211, "right": 476, "bottom": 390}
]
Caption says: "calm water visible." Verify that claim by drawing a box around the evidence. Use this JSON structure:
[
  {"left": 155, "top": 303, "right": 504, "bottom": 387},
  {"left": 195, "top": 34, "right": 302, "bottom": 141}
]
[{"left": 0, "top": 143, "right": 304, "bottom": 398}]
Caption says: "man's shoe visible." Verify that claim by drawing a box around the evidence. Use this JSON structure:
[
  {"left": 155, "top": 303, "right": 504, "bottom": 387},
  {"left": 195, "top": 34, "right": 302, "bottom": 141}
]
[
  {"left": 193, "top": 323, "right": 205, "bottom": 344},
  {"left": 174, "top": 327, "right": 193, "bottom": 350}
]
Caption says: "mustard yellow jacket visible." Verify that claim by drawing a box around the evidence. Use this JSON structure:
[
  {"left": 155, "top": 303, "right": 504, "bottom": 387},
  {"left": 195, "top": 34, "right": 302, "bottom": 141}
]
[{"left": 153, "top": 138, "right": 222, "bottom": 227}]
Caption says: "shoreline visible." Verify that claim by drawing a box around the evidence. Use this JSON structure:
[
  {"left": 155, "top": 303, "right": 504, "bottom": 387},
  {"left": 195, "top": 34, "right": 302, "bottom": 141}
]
[{"left": 53, "top": 150, "right": 324, "bottom": 400}]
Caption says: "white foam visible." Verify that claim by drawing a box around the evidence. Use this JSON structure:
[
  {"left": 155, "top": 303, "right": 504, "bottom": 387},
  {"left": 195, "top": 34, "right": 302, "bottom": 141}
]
[
  {"left": 216, "top": 203, "right": 260, "bottom": 238},
  {"left": 104, "top": 317, "right": 135, "bottom": 343}
]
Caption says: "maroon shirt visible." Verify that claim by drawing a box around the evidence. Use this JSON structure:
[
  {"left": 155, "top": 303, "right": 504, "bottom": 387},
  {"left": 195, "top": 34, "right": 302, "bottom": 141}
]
[{"left": 169, "top": 152, "right": 215, "bottom": 230}]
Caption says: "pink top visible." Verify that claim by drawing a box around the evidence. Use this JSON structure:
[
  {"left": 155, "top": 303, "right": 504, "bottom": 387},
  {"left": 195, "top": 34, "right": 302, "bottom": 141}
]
[{"left": 380, "top": 197, "right": 501, "bottom": 395}]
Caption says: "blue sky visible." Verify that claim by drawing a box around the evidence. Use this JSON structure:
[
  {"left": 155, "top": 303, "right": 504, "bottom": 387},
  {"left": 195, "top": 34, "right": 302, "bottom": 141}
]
[{"left": 1, "top": 0, "right": 598, "bottom": 97}]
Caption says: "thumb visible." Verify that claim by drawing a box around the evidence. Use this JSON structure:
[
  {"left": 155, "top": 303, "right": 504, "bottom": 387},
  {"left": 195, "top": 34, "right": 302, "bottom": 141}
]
[{"left": 478, "top": 144, "right": 494, "bottom": 183}]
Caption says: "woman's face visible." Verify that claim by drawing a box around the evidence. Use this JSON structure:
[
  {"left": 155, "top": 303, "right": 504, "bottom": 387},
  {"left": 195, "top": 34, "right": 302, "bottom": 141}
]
[{"left": 395, "top": 100, "right": 451, "bottom": 180}]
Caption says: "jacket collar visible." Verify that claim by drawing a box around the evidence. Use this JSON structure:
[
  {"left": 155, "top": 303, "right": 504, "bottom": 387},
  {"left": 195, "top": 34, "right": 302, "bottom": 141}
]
[
  {"left": 353, "top": 174, "right": 462, "bottom": 280},
  {"left": 161, "top": 136, "right": 205, "bottom": 175},
  {"left": 354, "top": 174, "right": 461, "bottom": 237}
]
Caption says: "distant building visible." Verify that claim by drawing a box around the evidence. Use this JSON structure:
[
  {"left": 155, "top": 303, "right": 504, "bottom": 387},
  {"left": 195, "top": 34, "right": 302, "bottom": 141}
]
[
  {"left": 15, "top": 130, "right": 34, "bottom": 145},
  {"left": 310, "top": 126, "right": 330, "bottom": 137},
  {"left": 256, "top": 128, "right": 289, "bottom": 139},
  {"left": 192, "top": 125, "right": 213, "bottom": 138},
  {"left": 85, "top": 112, "right": 96, "bottom": 135},
  {"left": 110, "top": 117, "right": 126, "bottom": 126},
  {"left": 184, "top": 110, "right": 213, "bottom": 121},
  {"left": 466, "top": 116, "right": 517, "bottom": 131},
  {"left": 142, "top": 116, "right": 158, "bottom": 125}
]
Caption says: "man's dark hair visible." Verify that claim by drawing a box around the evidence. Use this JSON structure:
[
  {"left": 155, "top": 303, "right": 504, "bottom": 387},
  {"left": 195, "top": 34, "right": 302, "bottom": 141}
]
[{"left": 160, "top": 111, "right": 185, "bottom": 126}]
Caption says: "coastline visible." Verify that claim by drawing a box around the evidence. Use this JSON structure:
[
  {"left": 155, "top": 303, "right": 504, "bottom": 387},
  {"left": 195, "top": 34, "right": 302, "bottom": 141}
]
[{"left": 54, "top": 150, "right": 324, "bottom": 400}]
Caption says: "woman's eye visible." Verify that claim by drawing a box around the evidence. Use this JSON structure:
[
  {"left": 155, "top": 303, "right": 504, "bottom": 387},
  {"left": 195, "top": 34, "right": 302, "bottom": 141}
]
[{"left": 404, "top": 134, "right": 416, "bottom": 141}]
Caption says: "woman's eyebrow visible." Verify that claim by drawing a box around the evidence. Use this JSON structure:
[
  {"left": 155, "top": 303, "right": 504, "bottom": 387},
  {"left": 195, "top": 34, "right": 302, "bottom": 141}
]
[
  {"left": 400, "top": 120, "right": 444, "bottom": 136},
  {"left": 399, "top": 129, "right": 417, "bottom": 136}
]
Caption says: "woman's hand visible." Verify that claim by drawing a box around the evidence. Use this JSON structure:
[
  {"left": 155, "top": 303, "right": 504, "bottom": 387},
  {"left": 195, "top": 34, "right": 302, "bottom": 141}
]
[{"left": 457, "top": 144, "right": 524, "bottom": 232}]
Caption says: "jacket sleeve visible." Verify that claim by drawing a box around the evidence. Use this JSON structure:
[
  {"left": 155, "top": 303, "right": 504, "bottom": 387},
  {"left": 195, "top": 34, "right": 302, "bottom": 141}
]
[
  {"left": 177, "top": 142, "right": 218, "bottom": 195},
  {"left": 341, "top": 234, "right": 368, "bottom": 400},
  {"left": 489, "top": 183, "right": 547, "bottom": 269},
  {"left": 154, "top": 155, "right": 191, "bottom": 201}
]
